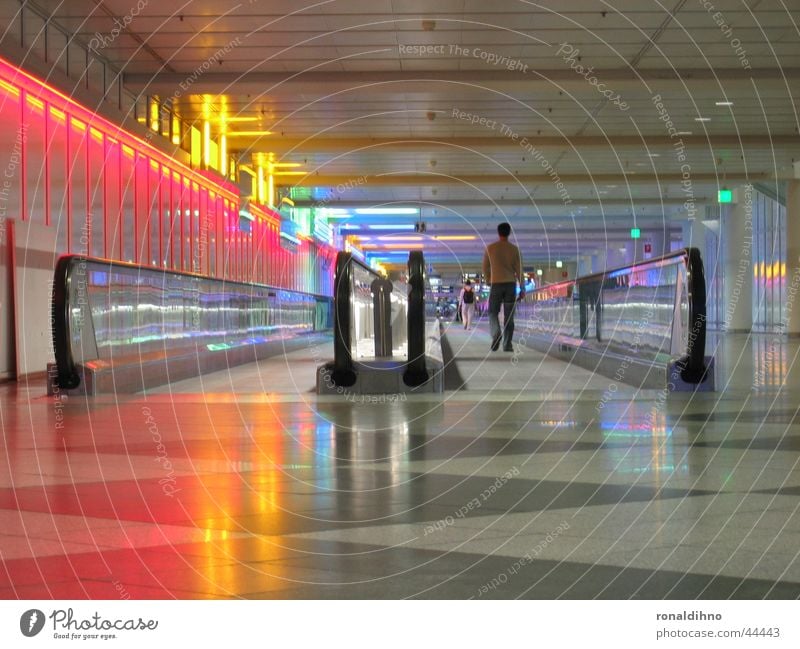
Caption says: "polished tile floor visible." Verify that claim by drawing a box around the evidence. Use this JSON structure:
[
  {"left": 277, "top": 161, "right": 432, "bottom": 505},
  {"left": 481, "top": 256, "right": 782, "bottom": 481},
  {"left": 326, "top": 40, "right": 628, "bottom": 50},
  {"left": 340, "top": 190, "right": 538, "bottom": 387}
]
[{"left": 1, "top": 323, "right": 799, "bottom": 598}]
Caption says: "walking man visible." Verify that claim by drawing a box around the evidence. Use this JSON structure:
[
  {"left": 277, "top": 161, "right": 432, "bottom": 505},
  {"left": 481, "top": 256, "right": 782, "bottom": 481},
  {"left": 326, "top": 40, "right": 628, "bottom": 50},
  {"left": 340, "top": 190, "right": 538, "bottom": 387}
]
[{"left": 482, "top": 222, "right": 524, "bottom": 352}]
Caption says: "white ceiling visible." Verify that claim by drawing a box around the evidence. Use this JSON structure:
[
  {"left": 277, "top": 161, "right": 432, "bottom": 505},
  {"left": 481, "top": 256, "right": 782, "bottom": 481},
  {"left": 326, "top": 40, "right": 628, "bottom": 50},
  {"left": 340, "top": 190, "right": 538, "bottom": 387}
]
[{"left": 23, "top": 0, "right": 800, "bottom": 265}]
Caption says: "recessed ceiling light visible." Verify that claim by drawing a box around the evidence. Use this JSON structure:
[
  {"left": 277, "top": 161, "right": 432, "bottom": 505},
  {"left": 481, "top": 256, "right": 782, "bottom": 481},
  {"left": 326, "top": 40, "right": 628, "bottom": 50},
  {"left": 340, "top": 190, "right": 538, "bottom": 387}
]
[
  {"left": 676, "top": 131, "right": 693, "bottom": 136},
  {"left": 715, "top": 101, "right": 734, "bottom": 106},
  {"left": 694, "top": 117, "right": 711, "bottom": 122},
  {"left": 647, "top": 153, "right": 660, "bottom": 158}
]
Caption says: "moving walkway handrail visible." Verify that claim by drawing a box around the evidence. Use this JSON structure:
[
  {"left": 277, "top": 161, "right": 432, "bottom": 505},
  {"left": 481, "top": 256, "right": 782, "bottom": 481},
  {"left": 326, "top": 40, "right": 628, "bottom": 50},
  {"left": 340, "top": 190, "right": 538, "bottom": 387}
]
[
  {"left": 403, "top": 250, "right": 430, "bottom": 387},
  {"left": 331, "top": 251, "right": 380, "bottom": 386},
  {"left": 52, "top": 254, "right": 332, "bottom": 390},
  {"left": 52, "top": 255, "right": 81, "bottom": 390},
  {"left": 525, "top": 247, "right": 707, "bottom": 383}
]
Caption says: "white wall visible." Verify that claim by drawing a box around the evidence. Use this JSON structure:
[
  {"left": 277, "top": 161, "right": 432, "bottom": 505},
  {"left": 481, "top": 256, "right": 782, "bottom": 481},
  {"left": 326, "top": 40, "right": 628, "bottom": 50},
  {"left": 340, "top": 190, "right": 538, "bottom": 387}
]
[
  {"left": 13, "top": 220, "right": 58, "bottom": 376},
  {"left": 0, "top": 218, "right": 14, "bottom": 379}
]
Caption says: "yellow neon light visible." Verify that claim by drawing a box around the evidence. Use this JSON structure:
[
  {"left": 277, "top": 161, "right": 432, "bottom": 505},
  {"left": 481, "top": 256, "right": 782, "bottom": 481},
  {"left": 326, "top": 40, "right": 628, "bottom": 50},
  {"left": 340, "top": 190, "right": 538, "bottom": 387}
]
[
  {"left": 203, "top": 121, "right": 210, "bottom": 168},
  {"left": 0, "top": 79, "right": 20, "bottom": 96},
  {"left": 122, "top": 144, "right": 135, "bottom": 157},
  {"left": 149, "top": 100, "right": 159, "bottom": 131},
  {"left": 0, "top": 55, "right": 240, "bottom": 202},
  {"left": 270, "top": 162, "right": 302, "bottom": 168},
  {"left": 171, "top": 115, "right": 180, "bottom": 145},
  {"left": 268, "top": 172, "right": 275, "bottom": 207},
  {"left": 26, "top": 95, "right": 44, "bottom": 110},
  {"left": 217, "top": 116, "right": 258, "bottom": 123},
  {"left": 49, "top": 106, "right": 66, "bottom": 121},
  {"left": 225, "top": 130, "right": 273, "bottom": 136},
  {"left": 271, "top": 171, "right": 307, "bottom": 176},
  {"left": 220, "top": 133, "right": 227, "bottom": 176},
  {"left": 257, "top": 166, "right": 265, "bottom": 204}
]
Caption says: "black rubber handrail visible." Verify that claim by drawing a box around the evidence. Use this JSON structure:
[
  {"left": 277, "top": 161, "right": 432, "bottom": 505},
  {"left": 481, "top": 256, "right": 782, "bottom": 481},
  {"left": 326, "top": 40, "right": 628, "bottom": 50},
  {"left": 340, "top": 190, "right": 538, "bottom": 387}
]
[
  {"left": 51, "top": 254, "right": 334, "bottom": 390},
  {"left": 52, "top": 256, "right": 81, "bottom": 390},
  {"left": 331, "top": 251, "right": 380, "bottom": 387},
  {"left": 403, "top": 250, "right": 429, "bottom": 387},
  {"left": 528, "top": 246, "right": 708, "bottom": 383},
  {"left": 680, "top": 247, "right": 707, "bottom": 383}
]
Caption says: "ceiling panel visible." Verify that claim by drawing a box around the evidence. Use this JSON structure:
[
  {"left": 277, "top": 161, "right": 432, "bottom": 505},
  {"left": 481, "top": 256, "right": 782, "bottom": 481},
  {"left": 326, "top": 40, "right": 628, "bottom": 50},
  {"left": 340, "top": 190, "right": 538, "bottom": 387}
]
[{"left": 11, "top": 0, "right": 799, "bottom": 259}]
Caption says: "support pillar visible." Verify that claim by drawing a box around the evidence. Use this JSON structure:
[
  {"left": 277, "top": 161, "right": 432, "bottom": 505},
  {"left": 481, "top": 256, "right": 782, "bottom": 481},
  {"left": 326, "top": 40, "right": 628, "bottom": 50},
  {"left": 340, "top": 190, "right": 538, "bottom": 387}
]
[
  {"left": 577, "top": 254, "right": 593, "bottom": 277},
  {"left": 647, "top": 229, "right": 667, "bottom": 258},
  {"left": 785, "top": 180, "right": 800, "bottom": 336},
  {"left": 721, "top": 184, "right": 754, "bottom": 333},
  {"left": 681, "top": 217, "right": 706, "bottom": 253}
]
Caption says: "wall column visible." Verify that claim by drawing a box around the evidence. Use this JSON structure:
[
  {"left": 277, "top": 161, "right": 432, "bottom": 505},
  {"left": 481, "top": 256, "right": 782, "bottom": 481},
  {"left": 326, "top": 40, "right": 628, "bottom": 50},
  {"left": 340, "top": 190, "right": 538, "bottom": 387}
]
[
  {"left": 647, "top": 228, "right": 667, "bottom": 258},
  {"left": 785, "top": 179, "right": 800, "bottom": 336},
  {"left": 681, "top": 216, "right": 707, "bottom": 253},
  {"left": 721, "top": 184, "right": 754, "bottom": 333}
]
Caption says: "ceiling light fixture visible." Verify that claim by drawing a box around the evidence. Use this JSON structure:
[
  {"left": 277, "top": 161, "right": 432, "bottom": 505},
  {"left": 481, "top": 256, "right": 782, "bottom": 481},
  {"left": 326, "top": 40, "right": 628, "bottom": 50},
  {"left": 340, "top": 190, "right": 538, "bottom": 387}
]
[
  {"left": 356, "top": 207, "right": 419, "bottom": 215},
  {"left": 226, "top": 130, "right": 273, "bottom": 136}
]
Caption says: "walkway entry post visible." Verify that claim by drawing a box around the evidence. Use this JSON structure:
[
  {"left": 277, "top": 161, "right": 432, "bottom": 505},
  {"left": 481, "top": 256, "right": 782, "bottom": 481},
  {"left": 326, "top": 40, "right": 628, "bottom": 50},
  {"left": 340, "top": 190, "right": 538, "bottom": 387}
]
[
  {"left": 404, "top": 250, "right": 429, "bottom": 387},
  {"left": 332, "top": 252, "right": 357, "bottom": 386},
  {"left": 371, "top": 277, "right": 394, "bottom": 357}
]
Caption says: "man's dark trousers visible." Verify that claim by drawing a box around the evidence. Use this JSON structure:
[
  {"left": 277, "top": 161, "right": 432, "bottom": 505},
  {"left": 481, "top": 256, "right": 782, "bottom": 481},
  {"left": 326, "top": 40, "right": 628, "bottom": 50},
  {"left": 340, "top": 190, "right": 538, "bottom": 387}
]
[{"left": 488, "top": 282, "right": 517, "bottom": 350}]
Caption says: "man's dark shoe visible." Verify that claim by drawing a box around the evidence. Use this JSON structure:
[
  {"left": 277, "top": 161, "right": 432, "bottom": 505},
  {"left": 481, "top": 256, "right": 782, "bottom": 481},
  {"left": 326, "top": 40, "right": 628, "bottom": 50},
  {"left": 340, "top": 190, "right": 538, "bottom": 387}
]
[
  {"left": 503, "top": 345, "right": 513, "bottom": 352},
  {"left": 491, "top": 338, "right": 501, "bottom": 351}
]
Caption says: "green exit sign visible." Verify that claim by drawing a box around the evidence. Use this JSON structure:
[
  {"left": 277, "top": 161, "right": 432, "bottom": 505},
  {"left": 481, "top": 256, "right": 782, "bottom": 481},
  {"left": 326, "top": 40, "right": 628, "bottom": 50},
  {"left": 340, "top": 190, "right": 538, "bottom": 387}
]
[
  {"left": 630, "top": 228, "right": 641, "bottom": 239},
  {"left": 718, "top": 189, "right": 733, "bottom": 203}
]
